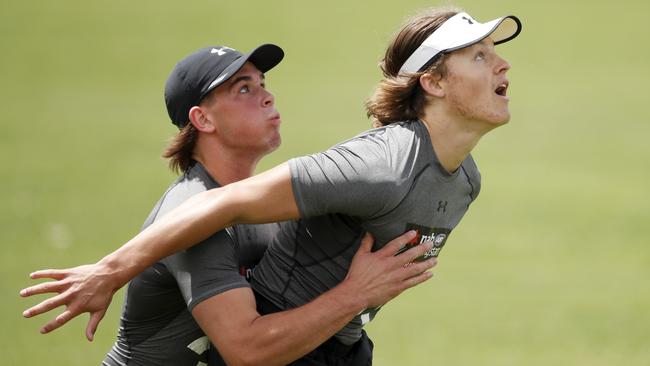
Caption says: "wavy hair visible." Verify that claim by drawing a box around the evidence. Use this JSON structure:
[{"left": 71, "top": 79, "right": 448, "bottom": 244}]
[
  {"left": 162, "top": 122, "right": 198, "bottom": 173},
  {"left": 366, "top": 6, "right": 462, "bottom": 127}
]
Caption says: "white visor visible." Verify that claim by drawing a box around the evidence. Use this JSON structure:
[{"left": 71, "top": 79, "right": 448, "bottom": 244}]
[{"left": 399, "top": 12, "right": 521, "bottom": 74}]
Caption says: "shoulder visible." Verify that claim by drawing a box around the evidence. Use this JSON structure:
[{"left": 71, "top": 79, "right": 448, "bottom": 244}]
[
  {"left": 350, "top": 121, "right": 429, "bottom": 168},
  {"left": 292, "top": 121, "right": 424, "bottom": 175},
  {"left": 460, "top": 154, "right": 482, "bottom": 200},
  {"left": 460, "top": 154, "right": 481, "bottom": 181},
  {"left": 287, "top": 121, "right": 429, "bottom": 218},
  {"left": 143, "top": 164, "right": 219, "bottom": 228},
  {"left": 164, "top": 165, "right": 218, "bottom": 204},
  {"left": 338, "top": 121, "right": 421, "bottom": 154},
  {"left": 348, "top": 121, "right": 431, "bottom": 182}
]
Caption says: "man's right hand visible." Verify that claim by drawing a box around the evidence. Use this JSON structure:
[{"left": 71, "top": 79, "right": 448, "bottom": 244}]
[{"left": 343, "top": 231, "right": 437, "bottom": 309}]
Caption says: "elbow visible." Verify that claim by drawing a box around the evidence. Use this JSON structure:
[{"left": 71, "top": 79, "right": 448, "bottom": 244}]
[
  {"left": 219, "top": 335, "right": 284, "bottom": 366},
  {"left": 224, "top": 350, "right": 280, "bottom": 366}
]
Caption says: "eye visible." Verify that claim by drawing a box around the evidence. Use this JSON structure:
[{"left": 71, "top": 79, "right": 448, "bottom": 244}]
[
  {"left": 474, "top": 51, "right": 486, "bottom": 61},
  {"left": 238, "top": 85, "right": 250, "bottom": 94}
]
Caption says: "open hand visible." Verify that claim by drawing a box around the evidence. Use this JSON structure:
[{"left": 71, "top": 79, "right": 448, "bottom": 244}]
[
  {"left": 344, "top": 231, "right": 438, "bottom": 308},
  {"left": 20, "top": 263, "right": 120, "bottom": 341}
]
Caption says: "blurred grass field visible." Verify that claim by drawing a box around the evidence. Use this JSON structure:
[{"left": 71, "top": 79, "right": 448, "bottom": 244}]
[{"left": 2, "top": 0, "right": 649, "bottom": 365}]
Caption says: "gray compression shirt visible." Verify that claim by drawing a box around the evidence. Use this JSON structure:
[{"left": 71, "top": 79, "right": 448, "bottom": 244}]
[
  {"left": 252, "top": 120, "right": 481, "bottom": 345},
  {"left": 103, "top": 162, "right": 279, "bottom": 366}
]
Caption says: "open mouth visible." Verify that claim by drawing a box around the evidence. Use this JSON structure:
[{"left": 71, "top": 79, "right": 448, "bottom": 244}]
[{"left": 495, "top": 82, "right": 508, "bottom": 97}]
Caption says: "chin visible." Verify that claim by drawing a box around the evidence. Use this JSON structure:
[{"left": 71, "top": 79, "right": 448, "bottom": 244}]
[
  {"left": 268, "top": 134, "right": 282, "bottom": 151},
  {"left": 497, "top": 114, "right": 511, "bottom": 125},
  {"left": 477, "top": 114, "right": 509, "bottom": 133},
  {"left": 489, "top": 109, "right": 511, "bottom": 126}
]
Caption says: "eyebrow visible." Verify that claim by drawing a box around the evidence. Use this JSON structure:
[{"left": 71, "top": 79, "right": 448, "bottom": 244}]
[
  {"left": 227, "top": 73, "right": 266, "bottom": 87},
  {"left": 465, "top": 39, "right": 493, "bottom": 54}
]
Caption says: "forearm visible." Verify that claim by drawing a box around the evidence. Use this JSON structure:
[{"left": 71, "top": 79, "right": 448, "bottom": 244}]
[
  {"left": 206, "top": 283, "right": 366, "bottom": 366},
  {"left": 97, "top": 163, "right": 298, "bottom": 288},
  {"left": 198, "top": 232, "right": 437, "bottom": 365},
  {"left": 19, "top": 164, "right": 300, "bottom": 338},
  {"left": 96, "top": 186, "right": 239, "bottom": 287}
]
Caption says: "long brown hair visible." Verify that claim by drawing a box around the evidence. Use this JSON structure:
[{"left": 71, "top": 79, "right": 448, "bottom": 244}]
[
  {"left": 366, "top": 7, "right": 461, "bottom": 127},
  {"left": 162, "top": 123, "right": 198, "bottom": 174}
]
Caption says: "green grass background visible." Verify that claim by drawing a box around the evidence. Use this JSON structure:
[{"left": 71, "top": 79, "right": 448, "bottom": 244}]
[{"left": 3, "top": 0, "right": 649, "bottom": 365}]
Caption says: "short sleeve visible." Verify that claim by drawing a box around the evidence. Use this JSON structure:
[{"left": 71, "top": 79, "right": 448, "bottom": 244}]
[
  {"left": 289, "top": 132, "right": 406, "bottom": 220},
  {"left": 163, "top": 229, "right": 249, "bottom": 311}
]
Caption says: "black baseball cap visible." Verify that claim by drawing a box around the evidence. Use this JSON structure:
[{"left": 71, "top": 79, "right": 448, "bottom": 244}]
[{"left": 164, "top": 44, "right": 284, "bottom": 128}]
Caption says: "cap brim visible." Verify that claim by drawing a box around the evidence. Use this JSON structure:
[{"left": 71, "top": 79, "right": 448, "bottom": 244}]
[
  {"left": 399, "top": 13, "right": 522, "bottom": 74},
  {"left": 247, "top": 44, "right": 285, "bottom": 73},
  {"left": 449, "top": 15, "right": 521, "bottom": 52},
  {"left": 491, "top": 16, "right": 521, "bottom": 45},
  {"left": 202, "top": 43, "right": 284, "bottom": 98}
]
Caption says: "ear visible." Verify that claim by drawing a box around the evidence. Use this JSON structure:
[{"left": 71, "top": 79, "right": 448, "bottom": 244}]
[
  {"left": 419, "top": 72, "right": 445, "bottom": 98},
  {"left": 188, "top": 106, "right": 216, "bottom": 133}
]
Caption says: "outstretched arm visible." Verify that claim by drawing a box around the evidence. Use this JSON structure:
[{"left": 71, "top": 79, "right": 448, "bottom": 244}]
[
  {"left": 193, "top": 231, "right": 437, "bottom": 366},
  {"left": 101, "top": 163, "right": 298, "bottom": 286},
  {"left": 21, "top": 163, "right": 298, "bottom": 337}
]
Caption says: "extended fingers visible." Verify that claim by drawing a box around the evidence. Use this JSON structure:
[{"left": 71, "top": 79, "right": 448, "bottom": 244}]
[
  {"left": 40, "top": 309, "right": 77, "bottom": 334},
  {"left": 402, "top": 258, "right": 437, "bottom": 278},
  {"left": 20, "top": 280, "right": 67, "bottom": 298},
  {"left": 22, "top": 292, "right": 69, "bottom": 318},
  {"left": 29, "top": 269, "right": 68, "bottom": 280},
  {"left": 401, "top": 270, "right": 434, "bottom": 290},
  {"left": 379, "top": 230, "right": 418, "bottom": 257},
  {"left": 394, "top": 240, "right": 434, "bottom": 265},
  {"left": 357, "top": 233, "right": 374, "bottom": 253},
  {"left": 86, "top": 309, "right": 107, "bottom": 342}
]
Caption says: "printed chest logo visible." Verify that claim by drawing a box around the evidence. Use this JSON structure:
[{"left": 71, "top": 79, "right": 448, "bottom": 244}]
[{"left": 395, "top": 223, "right": 451, "bottom": 260}]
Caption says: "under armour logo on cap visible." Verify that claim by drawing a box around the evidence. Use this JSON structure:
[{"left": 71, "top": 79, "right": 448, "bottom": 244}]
[{"left": 210, "top": 47, "right": 234, "bottom": 56}]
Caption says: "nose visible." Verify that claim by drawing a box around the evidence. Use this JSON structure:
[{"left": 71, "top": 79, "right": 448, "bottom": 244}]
[
  {"left": 262, "top": 88, "right": 274, "bottom": 108},
  {"left": 495, "top": 55, "right": 511, "bottom": 74}
]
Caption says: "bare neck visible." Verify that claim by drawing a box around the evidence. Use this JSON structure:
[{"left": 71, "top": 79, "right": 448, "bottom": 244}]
[
  {"left": 191, "top": 139, "right": 262, "bottom": 186},
  {"left": 419, "top": 109, "right": 495, "bottom": 174}
]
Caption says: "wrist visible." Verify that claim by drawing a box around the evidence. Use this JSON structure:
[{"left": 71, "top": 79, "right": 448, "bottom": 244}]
[
  {"left": 329, "top": 279, "right": 369, "bottom": 315},
  {"left": 96, "top": 253, "right": 135, "bottom": 289}
]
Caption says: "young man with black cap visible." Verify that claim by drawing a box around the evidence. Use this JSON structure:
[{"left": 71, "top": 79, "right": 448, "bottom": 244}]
[{"left": 21, "top": 44, "right": 436, "bottom": 366}]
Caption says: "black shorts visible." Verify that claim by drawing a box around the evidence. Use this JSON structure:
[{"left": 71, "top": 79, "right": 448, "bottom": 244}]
[{"left": 254, "top": 290, "right": 374, "bottom": 366}]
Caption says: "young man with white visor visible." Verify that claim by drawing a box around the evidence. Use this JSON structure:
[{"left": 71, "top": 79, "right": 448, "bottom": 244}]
[{"left": 23, "top": 6, "right": 522, "bottom": 365}]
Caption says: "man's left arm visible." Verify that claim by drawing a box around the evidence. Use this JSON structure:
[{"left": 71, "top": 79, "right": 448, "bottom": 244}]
[{"left": 192, "top": 232, "right": 437, "bottom": 366}]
